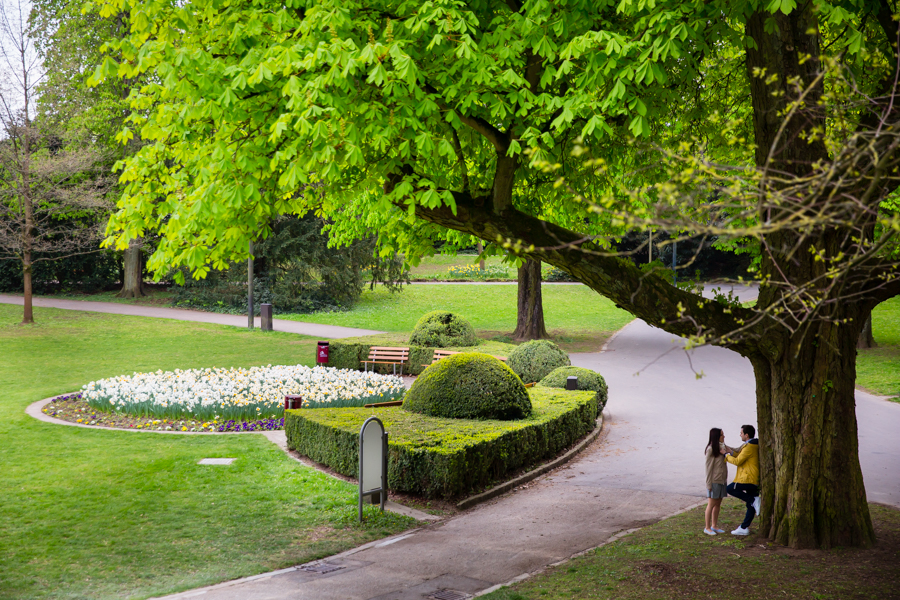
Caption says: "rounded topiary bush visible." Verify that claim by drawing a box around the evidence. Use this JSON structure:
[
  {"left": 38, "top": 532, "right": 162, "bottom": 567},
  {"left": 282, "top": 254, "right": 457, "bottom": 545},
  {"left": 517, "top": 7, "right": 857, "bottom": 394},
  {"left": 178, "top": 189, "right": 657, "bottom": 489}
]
[
  {"left": 403, "top": 352, "right": 532, "bottom": 420},
  {"left": 409, "top": 310, "right": 478, "bottom": 348},
  {"left": 506, "top": 339, "right": 571, "bottom": 384},
  {"left": 538, "top": 366, "right": 609, "bottom": 410}
]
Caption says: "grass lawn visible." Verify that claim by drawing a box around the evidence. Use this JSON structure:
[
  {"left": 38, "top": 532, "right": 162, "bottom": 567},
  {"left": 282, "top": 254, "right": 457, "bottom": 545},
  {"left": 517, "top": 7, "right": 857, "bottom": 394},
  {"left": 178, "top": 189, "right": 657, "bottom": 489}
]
[
  {"left": 280, "top": 284, "right": 634, "bottom": 353},
  {"left": 483, "top": 501, "right": 900, "bottom": 600},
  {"left": 0, "top": 305, "right": 415, "bottom": 600},
  {"left": 856, "top": 296, "right": 900, "bottom": 397}
]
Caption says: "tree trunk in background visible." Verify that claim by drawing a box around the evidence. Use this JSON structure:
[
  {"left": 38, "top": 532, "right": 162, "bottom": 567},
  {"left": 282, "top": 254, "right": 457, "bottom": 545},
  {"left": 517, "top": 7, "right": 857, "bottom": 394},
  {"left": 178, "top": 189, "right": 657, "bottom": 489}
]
[
  {"left": 476, "top": 241, "right": 484, "bottom": 271},
  {"left": 117, "top": 240, "right": 146, "bottom": 298},
  {"left": 857, "top": 312, "right": 876, "bottom": 349},
  {"left": 513, "top": 258, "right": 548, "bottom": 341},
  {"left": 22, "top": 252, "right": 33, "bottom": 324}
]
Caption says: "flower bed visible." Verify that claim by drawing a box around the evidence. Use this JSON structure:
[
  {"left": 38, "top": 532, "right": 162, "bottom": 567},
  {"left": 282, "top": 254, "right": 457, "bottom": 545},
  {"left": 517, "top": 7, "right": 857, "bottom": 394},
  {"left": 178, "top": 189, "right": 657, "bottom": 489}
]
[
  {"left": 80, "top": 365, "right": 405, "bottom": 422},
  {"left": 42, "top": 393, "right": 284, "bottom": 432},
  {"left": 446, "top": 264, "right": 508, "bottom": 279}
]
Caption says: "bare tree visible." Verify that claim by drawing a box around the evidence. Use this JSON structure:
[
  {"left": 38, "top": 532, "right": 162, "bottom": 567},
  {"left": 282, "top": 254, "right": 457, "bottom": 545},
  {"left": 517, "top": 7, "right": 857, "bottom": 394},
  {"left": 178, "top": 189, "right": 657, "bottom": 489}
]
[{"left": 0, "top": 0, "right": 111, "bottom": 323}]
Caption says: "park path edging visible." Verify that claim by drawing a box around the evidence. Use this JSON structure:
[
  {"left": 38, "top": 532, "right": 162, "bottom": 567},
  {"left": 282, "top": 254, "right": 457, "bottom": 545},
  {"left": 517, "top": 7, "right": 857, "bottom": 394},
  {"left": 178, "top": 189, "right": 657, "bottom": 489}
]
[{"left": 456, "top": 413, "right": 604, "bottom": 510}]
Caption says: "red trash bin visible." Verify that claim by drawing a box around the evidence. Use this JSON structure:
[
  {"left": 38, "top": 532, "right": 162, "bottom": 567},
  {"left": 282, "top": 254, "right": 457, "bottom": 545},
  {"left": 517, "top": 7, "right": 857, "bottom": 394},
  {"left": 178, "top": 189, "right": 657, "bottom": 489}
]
[{"left": 316, "top": 341, "right": 330, "bottom": 364}]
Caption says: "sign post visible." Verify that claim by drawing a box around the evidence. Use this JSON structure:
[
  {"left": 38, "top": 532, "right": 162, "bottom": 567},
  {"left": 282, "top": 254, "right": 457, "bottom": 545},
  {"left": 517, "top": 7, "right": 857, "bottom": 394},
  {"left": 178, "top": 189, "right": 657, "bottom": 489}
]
[{"left": 358, "top": 416, "right": 388, "bottom": 521}]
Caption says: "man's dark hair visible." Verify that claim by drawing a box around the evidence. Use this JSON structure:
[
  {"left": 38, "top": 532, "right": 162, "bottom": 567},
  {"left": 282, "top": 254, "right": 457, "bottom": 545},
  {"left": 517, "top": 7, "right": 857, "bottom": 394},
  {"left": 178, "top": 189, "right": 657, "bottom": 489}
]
[{"left": 742, "top": 424, "right": 756, "bottom": 438}]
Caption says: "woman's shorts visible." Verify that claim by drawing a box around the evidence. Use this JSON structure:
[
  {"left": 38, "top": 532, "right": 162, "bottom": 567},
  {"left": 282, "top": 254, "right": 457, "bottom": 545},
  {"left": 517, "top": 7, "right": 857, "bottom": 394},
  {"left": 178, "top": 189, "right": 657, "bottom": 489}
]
[{"left": 708, "top": 483, "right": 727, "bottom": 499}]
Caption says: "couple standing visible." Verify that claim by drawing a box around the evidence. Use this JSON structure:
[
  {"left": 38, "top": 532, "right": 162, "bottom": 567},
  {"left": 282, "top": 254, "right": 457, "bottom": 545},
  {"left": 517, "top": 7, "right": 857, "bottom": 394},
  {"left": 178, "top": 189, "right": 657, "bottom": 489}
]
[{"left": 704, "top": 424, "right": 760, "bottom": 536}]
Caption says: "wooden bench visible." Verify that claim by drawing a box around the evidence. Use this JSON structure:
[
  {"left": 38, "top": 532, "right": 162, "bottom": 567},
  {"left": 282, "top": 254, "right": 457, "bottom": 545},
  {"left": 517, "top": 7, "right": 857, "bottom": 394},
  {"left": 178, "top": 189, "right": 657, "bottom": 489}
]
[
  {"left": 362, "top": 346, "right": 410, "bottom": 375},
  {"left": 424, "top": 349, "right": 508, "bottom": 366}
]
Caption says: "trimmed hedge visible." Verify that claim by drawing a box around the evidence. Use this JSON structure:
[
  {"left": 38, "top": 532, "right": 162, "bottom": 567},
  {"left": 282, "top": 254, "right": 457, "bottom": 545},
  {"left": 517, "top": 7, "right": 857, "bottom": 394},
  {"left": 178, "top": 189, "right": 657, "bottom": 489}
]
[
  {"left": 539, "top": 366, "right": 609, "bottom": 411},
  {"left": 404, "top": 353, "right": 531, "bottom": 420},
  {"left": 409, "top": 310, "right": 478, "bottom": 348},
  {"left": 323, "top": 336, "right": 517, "bottom": 376},
  {"left": 285, "top": 387, "right": 598, "bottom": 498},
  {"left": 507, "top": 339, "right": 571, "bottom": 383}
]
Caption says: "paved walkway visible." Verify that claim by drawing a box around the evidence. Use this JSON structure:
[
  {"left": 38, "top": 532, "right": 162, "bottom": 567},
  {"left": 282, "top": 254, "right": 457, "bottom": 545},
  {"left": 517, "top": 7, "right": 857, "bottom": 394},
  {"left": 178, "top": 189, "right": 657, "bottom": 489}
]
[
  {"left": 11, "top": 286, "right": 900, "bottom": 600},
  {"left": 0, "top": 295, "right": 383, "bottom": 339}
]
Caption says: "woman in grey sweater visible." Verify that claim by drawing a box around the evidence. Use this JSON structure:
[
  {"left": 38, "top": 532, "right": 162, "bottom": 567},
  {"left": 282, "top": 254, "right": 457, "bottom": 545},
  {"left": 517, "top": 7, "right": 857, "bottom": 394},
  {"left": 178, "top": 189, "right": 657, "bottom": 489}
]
[{"left": 704, "top": 428, "right": 734, "bottom": 535}]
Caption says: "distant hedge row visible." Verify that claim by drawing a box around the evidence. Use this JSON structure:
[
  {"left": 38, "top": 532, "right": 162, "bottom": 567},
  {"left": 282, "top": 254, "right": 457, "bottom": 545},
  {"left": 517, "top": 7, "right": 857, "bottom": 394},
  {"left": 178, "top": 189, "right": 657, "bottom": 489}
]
[{"left": 284, "top": 387, "right": 598, "bottom": 498}]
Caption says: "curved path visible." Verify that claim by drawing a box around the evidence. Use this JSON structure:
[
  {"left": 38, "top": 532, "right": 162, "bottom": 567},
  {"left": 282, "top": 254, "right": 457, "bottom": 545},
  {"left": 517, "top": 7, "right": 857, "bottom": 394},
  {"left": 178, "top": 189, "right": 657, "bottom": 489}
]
[
  {"left": 11, "top": 289, "right": 900, "bottom": 600},
  {"left": 0, "top": 294, "right": 384, "bottom": 338}
]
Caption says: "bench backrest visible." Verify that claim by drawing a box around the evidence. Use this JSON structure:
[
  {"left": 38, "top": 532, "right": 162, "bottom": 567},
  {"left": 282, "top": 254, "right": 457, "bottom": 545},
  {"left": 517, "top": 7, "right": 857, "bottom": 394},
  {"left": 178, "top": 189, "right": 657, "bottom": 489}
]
[
  {"left": 430, "top": 349, "right": 508, "bottom": 363},
  {"left": 431, "top": 349, "right": 462, "bottom": 363},
  {"left": 367, "top": 346, "right": 410, "bottom": 362}
]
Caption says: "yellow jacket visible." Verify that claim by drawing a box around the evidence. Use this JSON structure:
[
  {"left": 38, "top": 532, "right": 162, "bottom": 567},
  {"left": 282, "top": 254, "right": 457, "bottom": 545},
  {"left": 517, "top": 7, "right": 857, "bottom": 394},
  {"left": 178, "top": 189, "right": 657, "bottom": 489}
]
[{"left": 726, "top": 439, "right": 759, "bottom": 485}]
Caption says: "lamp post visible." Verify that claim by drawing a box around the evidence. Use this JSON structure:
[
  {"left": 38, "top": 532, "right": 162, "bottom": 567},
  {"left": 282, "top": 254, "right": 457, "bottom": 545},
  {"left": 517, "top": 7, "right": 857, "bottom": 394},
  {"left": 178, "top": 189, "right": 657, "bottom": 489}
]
[
  {"left": 671, "top": 238, "right": 677, "bottom": 285},
  {"left": 247, "top": 240, "right": 254, "bottom": 329}
]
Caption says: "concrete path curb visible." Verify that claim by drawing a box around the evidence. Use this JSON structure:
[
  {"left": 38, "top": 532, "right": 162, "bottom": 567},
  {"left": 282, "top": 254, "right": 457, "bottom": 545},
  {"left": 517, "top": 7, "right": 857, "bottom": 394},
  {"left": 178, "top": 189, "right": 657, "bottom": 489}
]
[
  {"left": 457, "top": 413, "right": 604, "bottom": 510},
  {"left": 0, "top": 294, "right": 383, "bottom": 339}
]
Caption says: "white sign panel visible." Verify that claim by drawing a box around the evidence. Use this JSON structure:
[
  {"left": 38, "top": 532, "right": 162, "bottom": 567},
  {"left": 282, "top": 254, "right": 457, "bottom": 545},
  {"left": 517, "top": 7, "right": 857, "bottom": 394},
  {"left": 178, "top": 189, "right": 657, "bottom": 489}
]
[{"left": 361, "top": 419, "right": 384, "bottom": 493}]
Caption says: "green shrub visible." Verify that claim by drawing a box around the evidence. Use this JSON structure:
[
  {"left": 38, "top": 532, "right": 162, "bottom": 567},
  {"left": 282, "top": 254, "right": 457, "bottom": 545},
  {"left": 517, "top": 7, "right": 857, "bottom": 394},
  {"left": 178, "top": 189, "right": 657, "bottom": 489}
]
[
  {"left": 409, "top": 310, "right": 478, "bottom": 348},
  {"left": 284, "top": 387, "right": 598, "bottom": 498},
  {"left": 403, "top": 353, "right": 531, "bottom": 420},
  {"left": 507, "top": 339, "right": 571, "bottom": 383},
  {"left": 539, "top": 366, "right": 609, "bottom": 411}
]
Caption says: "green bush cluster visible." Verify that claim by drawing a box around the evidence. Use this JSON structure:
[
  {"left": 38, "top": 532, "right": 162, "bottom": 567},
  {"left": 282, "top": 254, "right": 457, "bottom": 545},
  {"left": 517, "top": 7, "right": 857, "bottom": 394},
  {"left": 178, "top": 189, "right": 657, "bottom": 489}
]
[
  {"left": 409, "top": 310, "right": 478, "bottom": 348},
  {"left": 538, "top": 366, "right": 609, "bottom": 411},
  {"left": 284, "top": 387, "right": 598, "bottom": 498},
  {"left": 403, "top": 353, "right": 531, "bottom": 420},
  {"left": 507, "top": 339, "right": 571, "bottom": 383}
]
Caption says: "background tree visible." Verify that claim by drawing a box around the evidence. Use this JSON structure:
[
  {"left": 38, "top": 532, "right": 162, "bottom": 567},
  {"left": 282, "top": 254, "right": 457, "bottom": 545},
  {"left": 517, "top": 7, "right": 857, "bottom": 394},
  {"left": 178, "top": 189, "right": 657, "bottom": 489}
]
[
  {"left": 93, "top": 0, "right": 899, "bottom": 548},
  {"left": 0, "top": 0, "right": 111, "bottom": 323},
  {"left": 30, "top": 0, "right": 146, "bottom": 297}
]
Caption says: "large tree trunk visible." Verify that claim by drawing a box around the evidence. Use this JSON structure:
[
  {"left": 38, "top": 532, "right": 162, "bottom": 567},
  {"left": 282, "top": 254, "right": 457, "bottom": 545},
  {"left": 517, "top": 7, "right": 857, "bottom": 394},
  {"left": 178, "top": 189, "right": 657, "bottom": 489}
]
[
  {"left": 22, "top": 252, "right": 33, "bottom": 324},
  {"left": 744, "top": 5, "right": 875, "bottom": 548},
  {"left": 857, "top": 313, "right": 876, "bottom": 349},
  {"left": 754, "top": 311, "right": 875, "bottom": 548},
  {"left": 117, "top": 241, "right": 147, "bottom": 298},
  {"left": 512, "top": 258, "right": 548, "bottom": 341}
]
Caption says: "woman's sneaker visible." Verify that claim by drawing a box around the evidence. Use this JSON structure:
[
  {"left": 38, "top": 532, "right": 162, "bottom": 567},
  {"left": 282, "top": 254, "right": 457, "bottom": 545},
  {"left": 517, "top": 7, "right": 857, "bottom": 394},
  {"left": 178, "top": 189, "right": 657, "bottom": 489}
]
[
  {"left": 731, "top": 526, "right": 750, "bottom": 536},
  {"left": 704, "top": 528, "right": 717, "bottom": 536},
  {"left": 712, "top": 528, "right": 725, "bottom": 533},
  {"left": 752, "top": 496, "right": 761, "bottom": 513}
]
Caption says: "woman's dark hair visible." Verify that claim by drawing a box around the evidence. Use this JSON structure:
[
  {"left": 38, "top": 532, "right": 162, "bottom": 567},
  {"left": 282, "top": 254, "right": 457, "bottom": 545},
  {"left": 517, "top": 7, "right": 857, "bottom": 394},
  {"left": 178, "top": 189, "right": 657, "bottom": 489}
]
[{"left": 706, "top": 428, "right": 723, "bottom": 456}]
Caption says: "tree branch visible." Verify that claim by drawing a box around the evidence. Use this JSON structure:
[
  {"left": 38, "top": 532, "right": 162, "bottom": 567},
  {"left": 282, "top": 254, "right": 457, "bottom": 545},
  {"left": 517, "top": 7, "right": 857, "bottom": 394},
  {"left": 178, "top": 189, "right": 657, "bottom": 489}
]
[
  {"left": 423, "top": 82, "right": 509, "bottom": 152},
  {"left": 411, "top": 191, "right": 760, "bottom": 354}
]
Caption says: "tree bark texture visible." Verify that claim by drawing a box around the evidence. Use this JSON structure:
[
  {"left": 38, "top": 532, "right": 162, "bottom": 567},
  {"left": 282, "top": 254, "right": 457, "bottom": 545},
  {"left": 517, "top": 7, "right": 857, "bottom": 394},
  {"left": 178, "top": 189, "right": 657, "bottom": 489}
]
[
  {"left": 22, "top": 253, "right": 33, "bottom": 324},
  {"left": 117, "top": 242, "right": 147, "bottom": 298},
  {"left": 513, "top": 258, "right": 548, "bottom": 341},
  {"left": 857, "top": 313, "right": 876, "bottom": 349},
  {"left": 753, "top": 309, "right": 874, "bottom": 548}
]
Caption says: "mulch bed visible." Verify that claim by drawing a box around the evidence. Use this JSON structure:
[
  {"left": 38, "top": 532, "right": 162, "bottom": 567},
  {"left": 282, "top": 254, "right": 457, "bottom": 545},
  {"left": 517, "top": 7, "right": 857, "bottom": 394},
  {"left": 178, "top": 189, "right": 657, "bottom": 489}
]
[{"left": 43, "top": 393, "right": 284, "bottom": 432}]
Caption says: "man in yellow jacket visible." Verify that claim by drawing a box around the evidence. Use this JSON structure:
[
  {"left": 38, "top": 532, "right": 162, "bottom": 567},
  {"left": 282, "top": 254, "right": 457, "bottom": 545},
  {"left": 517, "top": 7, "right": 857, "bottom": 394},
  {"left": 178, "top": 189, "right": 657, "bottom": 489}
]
[{"left": 726, "top": 424, "right": 759, "bottom": 536}]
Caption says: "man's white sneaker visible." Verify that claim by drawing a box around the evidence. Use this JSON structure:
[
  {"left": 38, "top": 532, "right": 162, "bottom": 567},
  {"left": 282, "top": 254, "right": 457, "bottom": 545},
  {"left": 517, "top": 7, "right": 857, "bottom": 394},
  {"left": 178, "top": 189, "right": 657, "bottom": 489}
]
[
  {"left": 731, "top": 526, "right": 750, "bottom": 536},
  {"left": 752, "top": 496, "right": 761, "bottom": 513},
  {"left": 704, "top": 528, "right": 717, "bottom": 536}
]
